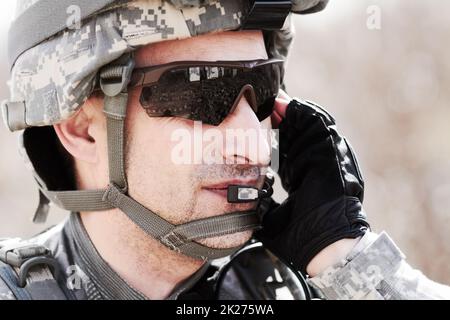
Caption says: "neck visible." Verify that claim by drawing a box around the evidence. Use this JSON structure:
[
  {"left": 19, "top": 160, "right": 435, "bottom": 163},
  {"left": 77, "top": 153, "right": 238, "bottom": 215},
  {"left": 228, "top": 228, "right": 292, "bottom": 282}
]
[{"left": 79, "top": 209, "right": 205, "bottom": 299}]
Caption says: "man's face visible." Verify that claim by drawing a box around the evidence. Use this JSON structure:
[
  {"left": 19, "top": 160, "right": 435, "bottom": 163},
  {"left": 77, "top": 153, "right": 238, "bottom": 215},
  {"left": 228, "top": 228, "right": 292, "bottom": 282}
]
[{"left": 124, "top": 30, "right": 272, "bottom": 250}]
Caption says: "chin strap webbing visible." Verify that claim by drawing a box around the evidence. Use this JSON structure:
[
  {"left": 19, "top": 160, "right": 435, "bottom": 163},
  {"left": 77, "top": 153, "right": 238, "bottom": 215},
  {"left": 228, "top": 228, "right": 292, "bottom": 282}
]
[
  {"left": 32, "top": 54, "right": 261, "bottom": 260},
  {"left": 103, "top": 183, "right": 260, "bottom": 260}
]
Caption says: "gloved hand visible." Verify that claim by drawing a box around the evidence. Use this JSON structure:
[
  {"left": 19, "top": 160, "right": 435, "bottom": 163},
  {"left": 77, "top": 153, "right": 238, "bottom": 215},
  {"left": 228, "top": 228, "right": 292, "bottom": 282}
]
[{"left": 256, "top": 97, "right": 370, "bottom": 275}]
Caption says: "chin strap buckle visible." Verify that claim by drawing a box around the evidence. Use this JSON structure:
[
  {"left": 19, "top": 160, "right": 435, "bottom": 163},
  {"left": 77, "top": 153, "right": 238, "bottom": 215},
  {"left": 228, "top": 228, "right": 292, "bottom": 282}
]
[
  {"left": 100, "top": 55, "right": 135, "bottom": 97},
  {"left": 0, "top": 239, "right": 60, "bottom": 288}
]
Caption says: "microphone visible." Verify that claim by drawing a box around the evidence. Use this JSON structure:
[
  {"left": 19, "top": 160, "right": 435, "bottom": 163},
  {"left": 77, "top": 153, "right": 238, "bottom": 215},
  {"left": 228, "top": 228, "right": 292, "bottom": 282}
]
[{"left": 227, "top": 175, "right": 274, "bottom": 203}]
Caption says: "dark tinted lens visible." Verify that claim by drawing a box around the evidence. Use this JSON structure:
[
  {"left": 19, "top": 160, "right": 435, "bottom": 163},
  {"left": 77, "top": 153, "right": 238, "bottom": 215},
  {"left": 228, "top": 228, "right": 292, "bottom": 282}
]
[
  {"left": 139, "top": 62, "right": 281, "bottom": 125},
  {"left": 139, "top": 68, "right": 201, "bottom": 117},
  {"left": 253, "top": 64, "right": 280, "bottom": 121},
  {"left": 256, "top": 97, "right": 276, "bottom": 122},
  {"left": 140, "top": 66, "right": 240, "bottom": 125}
]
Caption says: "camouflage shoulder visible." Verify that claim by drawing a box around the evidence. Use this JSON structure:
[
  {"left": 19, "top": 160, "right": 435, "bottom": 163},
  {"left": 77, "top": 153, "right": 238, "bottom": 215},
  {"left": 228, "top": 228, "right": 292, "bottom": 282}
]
[
  {"left": 307, "top": 232, "right": 406, "bottom": 300},
  {"left": 0, "top": 276, "right": 16, "bottom": 300},
  {"left": 0, "top": 260, "right": 17, "bottom": 300},
  {"left": 308, "top": 231, "right": 450, "bottom": 300}
]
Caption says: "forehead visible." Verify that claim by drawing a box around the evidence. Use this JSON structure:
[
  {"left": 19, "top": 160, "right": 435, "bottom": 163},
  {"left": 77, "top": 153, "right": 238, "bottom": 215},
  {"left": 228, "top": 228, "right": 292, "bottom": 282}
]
[{"left": 135, "top": 30, "right": 268, "bottom": 68}]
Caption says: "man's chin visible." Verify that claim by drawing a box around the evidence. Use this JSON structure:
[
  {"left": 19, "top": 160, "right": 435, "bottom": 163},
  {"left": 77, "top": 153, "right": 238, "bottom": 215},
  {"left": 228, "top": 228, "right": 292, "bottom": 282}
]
[{"left": 197, "top": 230, "right": 253, "bottom": 250}]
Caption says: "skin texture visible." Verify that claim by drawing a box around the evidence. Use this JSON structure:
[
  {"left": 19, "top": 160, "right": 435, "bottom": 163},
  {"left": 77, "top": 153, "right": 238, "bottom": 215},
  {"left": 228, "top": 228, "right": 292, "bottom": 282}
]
[{"left": 54, "top": 30, "right": 358, "bottom": 299}]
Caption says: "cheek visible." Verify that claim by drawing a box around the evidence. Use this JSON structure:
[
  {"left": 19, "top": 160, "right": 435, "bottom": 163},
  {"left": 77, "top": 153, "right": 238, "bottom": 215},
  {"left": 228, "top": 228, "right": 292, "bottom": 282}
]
[
  {"left": 127, "top": 95, "right": 186, "bottom": 170},
  {"left": 125, "top": 96, "right": 198, "bottom": 220}
]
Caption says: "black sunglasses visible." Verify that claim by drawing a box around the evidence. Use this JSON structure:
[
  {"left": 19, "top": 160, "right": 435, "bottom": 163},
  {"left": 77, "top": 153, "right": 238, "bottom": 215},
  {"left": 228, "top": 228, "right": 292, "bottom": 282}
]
[{"left": 128, "top": 59, "right": 284, "bottom": 126}]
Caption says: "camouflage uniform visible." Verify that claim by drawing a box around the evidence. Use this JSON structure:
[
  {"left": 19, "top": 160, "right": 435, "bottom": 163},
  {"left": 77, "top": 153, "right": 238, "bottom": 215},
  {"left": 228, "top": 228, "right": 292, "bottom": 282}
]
[{"left": 308, "top": 232, "right": 450, "bottom": 300}]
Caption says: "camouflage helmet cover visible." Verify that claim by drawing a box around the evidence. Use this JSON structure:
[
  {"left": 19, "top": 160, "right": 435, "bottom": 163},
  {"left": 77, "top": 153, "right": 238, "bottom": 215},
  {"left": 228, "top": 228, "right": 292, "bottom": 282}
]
[{"left": 3, "top": 0, "right": 328, "bottom": 131}]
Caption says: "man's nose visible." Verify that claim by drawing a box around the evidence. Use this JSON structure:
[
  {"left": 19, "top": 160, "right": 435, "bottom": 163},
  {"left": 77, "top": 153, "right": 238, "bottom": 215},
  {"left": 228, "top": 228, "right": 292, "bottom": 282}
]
[{"left": 218, "top": 95, "right": 272, "bottom": 167}]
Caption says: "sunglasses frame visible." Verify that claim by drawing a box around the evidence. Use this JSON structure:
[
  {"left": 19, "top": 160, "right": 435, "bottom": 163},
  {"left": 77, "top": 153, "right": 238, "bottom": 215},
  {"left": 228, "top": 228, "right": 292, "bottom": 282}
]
[
  {"left": 98, "top": 58, "right": 284, "bottom": 125},
  {"left": 128, "top": 58, "right": 284, "bottom": 88}
]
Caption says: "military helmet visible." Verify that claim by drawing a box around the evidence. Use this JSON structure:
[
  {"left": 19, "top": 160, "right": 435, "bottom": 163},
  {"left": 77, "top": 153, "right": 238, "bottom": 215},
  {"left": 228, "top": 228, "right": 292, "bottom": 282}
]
[
  {"left": 2, "top": 0, "right": 328, "bottom": 260},
  {"left": 4, "top": 0, "right": 328, "bottom": 130}
]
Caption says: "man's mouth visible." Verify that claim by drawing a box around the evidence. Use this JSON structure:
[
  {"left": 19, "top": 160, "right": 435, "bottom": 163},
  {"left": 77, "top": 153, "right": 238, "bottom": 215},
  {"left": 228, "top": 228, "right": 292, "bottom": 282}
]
[{"left": 203, "top": 180, "right": 259, "bottom": 198}]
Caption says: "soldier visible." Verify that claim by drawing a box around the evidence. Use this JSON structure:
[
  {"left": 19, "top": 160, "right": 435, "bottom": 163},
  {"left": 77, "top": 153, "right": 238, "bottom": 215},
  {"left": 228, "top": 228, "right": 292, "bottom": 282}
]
[{"left": 0, "top": 0, "right": 449, "bottom": 300}]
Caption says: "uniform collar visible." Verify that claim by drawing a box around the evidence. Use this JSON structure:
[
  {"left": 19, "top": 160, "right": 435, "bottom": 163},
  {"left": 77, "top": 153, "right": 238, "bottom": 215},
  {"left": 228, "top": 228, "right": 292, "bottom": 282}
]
[{"left": 67, "top": 212, "right": 211, "bottom": 300}]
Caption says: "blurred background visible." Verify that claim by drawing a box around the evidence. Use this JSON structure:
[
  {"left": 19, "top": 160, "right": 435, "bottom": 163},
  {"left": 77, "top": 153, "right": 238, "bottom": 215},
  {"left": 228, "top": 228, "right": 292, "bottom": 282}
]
[{"left": 0, "top": 0, "right": 449, "bottom": 283}]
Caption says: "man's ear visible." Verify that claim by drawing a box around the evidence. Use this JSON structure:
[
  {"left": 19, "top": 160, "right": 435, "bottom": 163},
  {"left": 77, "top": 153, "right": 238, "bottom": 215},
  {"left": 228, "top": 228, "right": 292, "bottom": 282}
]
[{"left": 54, "top": 104, "right": 98, "bottom": 164}]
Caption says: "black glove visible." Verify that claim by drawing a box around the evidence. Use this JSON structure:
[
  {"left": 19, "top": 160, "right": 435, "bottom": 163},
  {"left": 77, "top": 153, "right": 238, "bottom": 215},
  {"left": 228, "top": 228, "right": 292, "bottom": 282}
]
[{"left": 256, "top": 99, "right": 370, "bottom": 275}]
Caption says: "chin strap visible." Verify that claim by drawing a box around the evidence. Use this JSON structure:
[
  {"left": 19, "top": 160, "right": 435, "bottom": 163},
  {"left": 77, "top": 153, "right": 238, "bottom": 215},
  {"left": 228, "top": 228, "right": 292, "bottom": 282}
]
[{"left": 31, "top": 54, "right": 262, "bottom": 260}]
